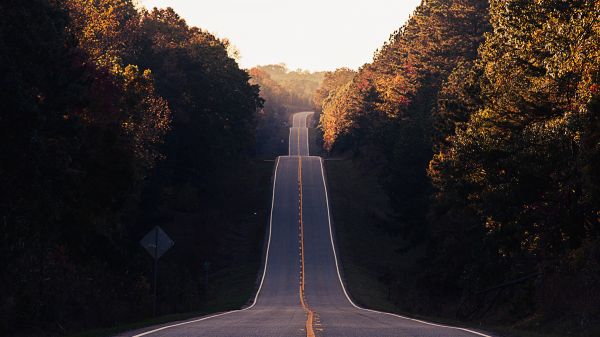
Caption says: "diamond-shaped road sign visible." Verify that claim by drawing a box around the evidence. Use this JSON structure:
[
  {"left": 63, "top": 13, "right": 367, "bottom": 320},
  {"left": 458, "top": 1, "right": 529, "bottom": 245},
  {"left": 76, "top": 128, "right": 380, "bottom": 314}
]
[{"left": 140, "top": 226, "right": 174, "bottom": 260}]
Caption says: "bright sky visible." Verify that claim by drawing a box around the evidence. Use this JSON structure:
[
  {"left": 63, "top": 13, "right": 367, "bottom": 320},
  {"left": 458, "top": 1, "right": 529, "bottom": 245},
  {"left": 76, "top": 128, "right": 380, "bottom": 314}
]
[{"left": 139, "top": 0, "right": 421, "bottom": 71}]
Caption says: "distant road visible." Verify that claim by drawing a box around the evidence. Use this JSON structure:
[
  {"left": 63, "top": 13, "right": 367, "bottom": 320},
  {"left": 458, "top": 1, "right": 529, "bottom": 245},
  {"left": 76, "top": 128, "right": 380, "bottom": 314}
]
[{"left": 120, "top": 112, "right": 491, "bottom": 337}]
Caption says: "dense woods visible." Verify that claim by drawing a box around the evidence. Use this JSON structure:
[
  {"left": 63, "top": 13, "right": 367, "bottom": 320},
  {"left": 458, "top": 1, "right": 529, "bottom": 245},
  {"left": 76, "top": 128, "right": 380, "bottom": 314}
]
[
  {"left": 317, "top": 0, "right": 599, "bottom": 333},
  {"left": 1, "top": 1, "right": 266, "bottom": 335}
]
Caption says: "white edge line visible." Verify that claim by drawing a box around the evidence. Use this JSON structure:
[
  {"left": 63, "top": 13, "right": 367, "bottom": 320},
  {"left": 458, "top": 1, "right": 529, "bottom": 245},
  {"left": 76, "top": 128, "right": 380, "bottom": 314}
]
[
  {"left": 131, "top": 157, "right": 281, "bottom": 337},
  {"left": 317, "top": 157, "right": 492, "bottom": 337}
]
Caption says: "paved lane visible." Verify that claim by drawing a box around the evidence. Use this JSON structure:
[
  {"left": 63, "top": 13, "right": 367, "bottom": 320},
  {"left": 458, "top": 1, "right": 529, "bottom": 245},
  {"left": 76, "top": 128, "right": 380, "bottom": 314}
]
[
  {"left": 289, "top": 111, "right": 311, "bottom": 156},
  {"left": 119, "top": 111, "right": 491, "bottom": 337},
  {"left": 122, "top": 156, "right": 307, "bottom": 337},
  {"left": 301, "top": 156, "right": 490, "bottom": 337}
]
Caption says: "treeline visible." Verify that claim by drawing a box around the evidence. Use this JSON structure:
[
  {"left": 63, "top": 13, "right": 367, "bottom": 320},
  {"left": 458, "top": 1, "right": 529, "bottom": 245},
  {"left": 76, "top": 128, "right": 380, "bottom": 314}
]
[
  {"left": 250, "top": 64, "right": 325, "bottom": 156},
  {"left": 1, "top": 0, "right": 265, "bottom": 335},
  {"left": 317, "top": 0, "right": 599, "bottom": 332},
  {"left": 252, "top": 64, "right": 325, "bottom": 110},
  {"left": 313, "top": 68, "right": 358, "bottom": 150}
]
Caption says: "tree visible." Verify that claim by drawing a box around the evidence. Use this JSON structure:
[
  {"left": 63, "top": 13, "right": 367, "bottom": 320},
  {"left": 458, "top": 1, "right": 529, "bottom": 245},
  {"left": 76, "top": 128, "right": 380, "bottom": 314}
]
[
  {"left": 426, "top": 0, "right": 600, "bottom": 323},
  {"left": 313, "top": 68, "right": 356, "bottom": 110},
  {"left": 1, "top": 2, "right": 263, "bottom": 335}
]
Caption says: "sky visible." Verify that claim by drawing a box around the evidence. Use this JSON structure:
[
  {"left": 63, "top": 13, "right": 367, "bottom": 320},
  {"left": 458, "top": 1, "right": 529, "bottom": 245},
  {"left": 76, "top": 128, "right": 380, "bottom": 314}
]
[{"left": 139, "top": 0, "right": 421, "bottom": 72}]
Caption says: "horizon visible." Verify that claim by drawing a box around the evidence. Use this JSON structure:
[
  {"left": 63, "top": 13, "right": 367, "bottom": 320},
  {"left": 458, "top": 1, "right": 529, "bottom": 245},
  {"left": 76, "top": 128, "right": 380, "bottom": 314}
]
[{"left": 139, "top": 0, "right": 421, "bottom": 71}]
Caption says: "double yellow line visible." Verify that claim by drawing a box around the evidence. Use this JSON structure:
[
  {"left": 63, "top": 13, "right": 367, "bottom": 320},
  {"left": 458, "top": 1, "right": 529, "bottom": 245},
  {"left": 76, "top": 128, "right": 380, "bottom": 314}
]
[{"left": 297, "top": 126, "right": 316, "bottom": 337}]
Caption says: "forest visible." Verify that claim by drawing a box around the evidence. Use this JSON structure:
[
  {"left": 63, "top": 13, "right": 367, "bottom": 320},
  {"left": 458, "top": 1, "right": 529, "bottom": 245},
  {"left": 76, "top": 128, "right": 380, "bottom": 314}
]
[
  {"left": 2, "top": 0, "right": 598, "bottom": 336},
  {"left": 316, "top": 0, "right": 599, "bottom": 334},
  {"left": 1, "top": 0, "right": 271, "bottom": 335}
]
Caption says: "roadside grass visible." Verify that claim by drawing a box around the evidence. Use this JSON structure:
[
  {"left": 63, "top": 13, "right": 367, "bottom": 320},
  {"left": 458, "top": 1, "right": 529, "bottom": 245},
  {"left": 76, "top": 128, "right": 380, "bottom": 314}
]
[
  {"left": 323, "top": 158, "right": 415, "bottom": 310},
  {"left": 70, "top": 311, "right": 213, "bottom": 337},
  {"left": 323, "top": 158, "right": 491, "bottom": 333},
  {"left": 71, "top": 261, "right": 267, "bottom": 337},
  {"left": 322, "top": 156, "right": 592, "bottom": 337},
  {"left": 70, "top": 160, "right": 274, "bottom": 337},
  {"left": 72, "top": 117, "right": 575, "bottom": 337}
]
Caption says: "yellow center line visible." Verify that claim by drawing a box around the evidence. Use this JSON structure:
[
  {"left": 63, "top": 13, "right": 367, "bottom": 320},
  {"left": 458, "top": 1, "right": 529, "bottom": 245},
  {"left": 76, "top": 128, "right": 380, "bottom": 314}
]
[{"left": 297, "top": 120, "right": 316, "bottom": 337}]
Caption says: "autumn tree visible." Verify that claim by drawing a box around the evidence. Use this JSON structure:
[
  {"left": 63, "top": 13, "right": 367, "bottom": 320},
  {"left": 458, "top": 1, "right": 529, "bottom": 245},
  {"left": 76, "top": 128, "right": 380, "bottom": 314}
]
[
  {"left": 320, "top": 0, "right": 490, "bottom": 241},
  {"left": 427, "top": 0, "right": 600, "bottom": 323},
  {"left": 65, "top": 0, "right": 171, "bottom": 169},
  {"left": 130, "top": 7, "right": 264, "bottom": 315},
  {"left": 1, "top": 0, "right": 171, "bottom": 333},
  {"left": 313, "top": 68, "right": 357, "bottom": 110},
  {"left": 1, "top": 2, "right": 262, "bottom": 335}
]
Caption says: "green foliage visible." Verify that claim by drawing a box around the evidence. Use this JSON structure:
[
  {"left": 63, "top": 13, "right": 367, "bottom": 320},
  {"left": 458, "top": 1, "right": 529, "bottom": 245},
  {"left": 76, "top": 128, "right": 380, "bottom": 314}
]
[
  {"left": 428, "top": 0, "right": 600, "bottom": 324},
  {"left": 0, "top": 1, "right": 263, "bottom": 335},
  {"left": 321, "top": 0, "right": 599, "bottom": 332},
  {"left": 321, "top": 0, "right": 490, "bottom": 238},
  {"left": 132, "top": 8, "right": 265, "bottom": 317}
]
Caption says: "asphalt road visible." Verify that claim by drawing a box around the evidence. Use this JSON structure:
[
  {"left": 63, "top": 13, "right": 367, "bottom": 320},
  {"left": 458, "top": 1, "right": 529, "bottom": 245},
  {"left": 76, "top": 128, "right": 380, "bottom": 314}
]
[{"left": 121, "top": 112, "right": 491, "bottom": 337}]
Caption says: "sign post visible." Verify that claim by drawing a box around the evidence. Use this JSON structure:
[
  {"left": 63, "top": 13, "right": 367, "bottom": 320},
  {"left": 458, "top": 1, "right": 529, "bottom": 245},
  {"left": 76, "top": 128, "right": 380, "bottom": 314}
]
[{"left": 140, "top": 226, "right": 174, "bottom": 317}]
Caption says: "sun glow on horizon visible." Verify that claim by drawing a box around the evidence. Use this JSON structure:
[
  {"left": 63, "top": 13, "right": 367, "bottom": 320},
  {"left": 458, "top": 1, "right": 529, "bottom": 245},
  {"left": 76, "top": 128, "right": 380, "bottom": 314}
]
[{"left": 139, "top": 0, "right": 421, "bottom": 71}]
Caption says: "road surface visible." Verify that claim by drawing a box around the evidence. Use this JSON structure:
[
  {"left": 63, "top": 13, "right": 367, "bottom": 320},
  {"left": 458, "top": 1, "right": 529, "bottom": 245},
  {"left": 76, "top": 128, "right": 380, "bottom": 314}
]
[{"left": 122, "top": 112, "right": 491, "bottom": 337}]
